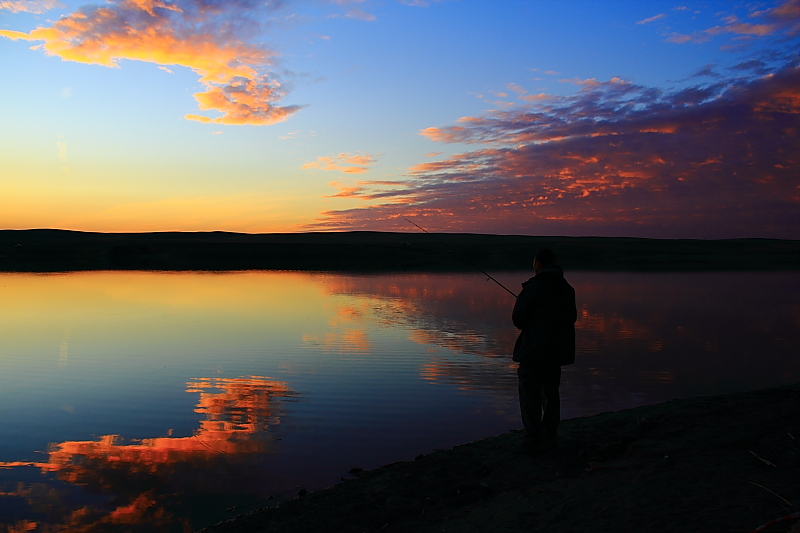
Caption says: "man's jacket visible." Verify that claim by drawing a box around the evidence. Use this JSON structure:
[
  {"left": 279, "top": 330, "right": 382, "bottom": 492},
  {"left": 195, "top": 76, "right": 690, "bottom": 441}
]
[{"left": 512, "top": 264, "right": 577, "bottom": 365}]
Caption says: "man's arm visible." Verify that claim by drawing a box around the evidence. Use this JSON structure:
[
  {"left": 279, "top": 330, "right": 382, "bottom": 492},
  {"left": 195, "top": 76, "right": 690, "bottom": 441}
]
[{"left": 512, "top": 282, "right": 537, "bottom": 330}]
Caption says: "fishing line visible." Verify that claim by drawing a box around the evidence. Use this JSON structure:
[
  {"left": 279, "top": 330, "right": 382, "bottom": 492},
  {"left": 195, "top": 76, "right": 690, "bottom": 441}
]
[{"left": 404, "top": 218, "right": 518, "bottom": 298}]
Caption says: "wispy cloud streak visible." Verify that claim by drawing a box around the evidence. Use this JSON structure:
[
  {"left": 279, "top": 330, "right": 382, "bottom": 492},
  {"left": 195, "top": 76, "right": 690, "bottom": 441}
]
[
  {"left": 667, "top": 0, "right": 800, "bottom": 43},
  {"left": 0, "top": 0, "right": 60, "bottom": 13},
  {"left": 636, "top": 13, "right": 665, "bottom": 25},
  {"left": 0, "top": 0, "right": 302, "bottom": 125},
  {"left": 302, "top": 153, "right": 377, "bottom": 174}
]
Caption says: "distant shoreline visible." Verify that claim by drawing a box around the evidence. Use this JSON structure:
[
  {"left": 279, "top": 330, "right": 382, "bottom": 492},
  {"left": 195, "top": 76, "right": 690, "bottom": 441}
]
[{"left": 1, "top": 229, "right": 798, "bottom": 272}]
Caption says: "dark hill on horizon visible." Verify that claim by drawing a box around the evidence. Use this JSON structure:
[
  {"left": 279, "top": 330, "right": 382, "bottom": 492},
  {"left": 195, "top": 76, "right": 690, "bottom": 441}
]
[{"left": 0, "top": 229, "right": 797, "bottom": 272}]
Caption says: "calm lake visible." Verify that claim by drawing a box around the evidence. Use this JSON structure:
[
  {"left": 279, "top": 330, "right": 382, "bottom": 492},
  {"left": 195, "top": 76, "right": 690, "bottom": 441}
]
[{"left": 1, "top": 270, "right": 798, "bottom": 532}]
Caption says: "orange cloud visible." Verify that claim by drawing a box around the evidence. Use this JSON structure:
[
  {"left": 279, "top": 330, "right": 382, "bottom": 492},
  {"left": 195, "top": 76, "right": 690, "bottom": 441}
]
[
  {"left": 420, "top": 125, "right": 468, "bottom": 143},
  {"left": 324, "top": 181, "right": 367, "bottom": 198},
  {"left": 497, "top": 82, "right": 551, "bottom": 104},
  {"left": 125, "top": 0, "right": 181, "bottom": 16},
  {"left": 302, "top": 152, "right": 377, "bottom": 174},
  {"left": 0, "top": 0, "right": 301, "bottom": 125},
  {"left": 320, "top": 179, "right": 413, "bottom": 203},
  {"left": 519, "top": 92, "right": 550, "bottom": 102}
]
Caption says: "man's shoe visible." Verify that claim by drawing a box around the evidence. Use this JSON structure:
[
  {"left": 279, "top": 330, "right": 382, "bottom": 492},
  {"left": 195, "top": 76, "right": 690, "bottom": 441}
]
[
  {"left": 514, "top": 440, "right": 538, "bottom": 455},
  {"left": 541, "top": 429, "right": 559, "bottom": 450}
]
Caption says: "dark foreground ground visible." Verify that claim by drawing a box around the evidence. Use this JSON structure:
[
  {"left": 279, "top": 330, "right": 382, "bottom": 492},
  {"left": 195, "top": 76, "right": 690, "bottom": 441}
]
[
  {"left": 199, "top": 384, "right": 800, "bottom": 533},
  {"left": 1, "top": 229, "right": 799, "bottom": 272}
]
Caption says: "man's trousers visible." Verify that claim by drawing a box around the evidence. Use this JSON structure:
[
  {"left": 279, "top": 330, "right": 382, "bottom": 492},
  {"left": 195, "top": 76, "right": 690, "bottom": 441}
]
[{"left": 517, "top": 361, "right": 562, "bottom": 439}]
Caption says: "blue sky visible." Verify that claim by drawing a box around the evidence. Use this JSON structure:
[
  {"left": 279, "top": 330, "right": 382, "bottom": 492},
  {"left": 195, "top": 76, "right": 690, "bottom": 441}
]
[{"left": 1, "top": 0, "right": 798, "bottom": 236}]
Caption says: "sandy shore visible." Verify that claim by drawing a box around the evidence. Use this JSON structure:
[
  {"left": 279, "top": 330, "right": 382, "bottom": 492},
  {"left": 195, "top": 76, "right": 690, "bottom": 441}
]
[{"left": 198, "top": 383, "right": 799, "bottom": 533}]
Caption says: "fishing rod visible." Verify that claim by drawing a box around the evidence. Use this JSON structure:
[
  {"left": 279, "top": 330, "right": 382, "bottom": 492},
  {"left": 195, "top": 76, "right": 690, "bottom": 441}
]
[{"left": 404, "top": 218, "right": 518, "bottom": 298}]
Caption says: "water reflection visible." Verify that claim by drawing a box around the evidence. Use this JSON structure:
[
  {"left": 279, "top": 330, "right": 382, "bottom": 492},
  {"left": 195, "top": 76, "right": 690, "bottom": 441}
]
[
  {"left": 0, "top": 270, "right": 797, "bottom": 532},
  {"left": 322, "top": 271, "right": 800, "bottom": 414},
  {"left": 0, "top": 376, "right": 296, "bottom": 532},
  {"left": 323, "top": 274, "right": 518, "bottom": 357}
]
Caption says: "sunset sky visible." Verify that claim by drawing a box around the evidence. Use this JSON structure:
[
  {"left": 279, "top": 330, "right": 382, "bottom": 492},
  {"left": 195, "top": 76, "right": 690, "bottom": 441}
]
[{"left": 1, "top": 0, "right": 798, "bottom": 238}]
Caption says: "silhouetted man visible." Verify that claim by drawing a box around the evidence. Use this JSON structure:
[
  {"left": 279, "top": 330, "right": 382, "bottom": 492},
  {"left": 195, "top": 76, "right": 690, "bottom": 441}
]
[{"left": 512, "top": 249, "right": 577, "bottom": 452}]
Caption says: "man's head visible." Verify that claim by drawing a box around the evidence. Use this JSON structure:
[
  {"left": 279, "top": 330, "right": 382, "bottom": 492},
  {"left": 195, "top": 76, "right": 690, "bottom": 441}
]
[{"left": 533, "top": 248, "right": 556, "bottom": 274}]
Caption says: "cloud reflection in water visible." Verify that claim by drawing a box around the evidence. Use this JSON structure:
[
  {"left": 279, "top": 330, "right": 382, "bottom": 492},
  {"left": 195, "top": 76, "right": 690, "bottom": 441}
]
[
  {"left": 0, "top": 376, "right": 297, "bottom": 532},
  {"left": 321, "top": 271, "right": 800, "bottom": 417},
  {"left": 0, "top": 270, "right": 797, "bottom": 532}
]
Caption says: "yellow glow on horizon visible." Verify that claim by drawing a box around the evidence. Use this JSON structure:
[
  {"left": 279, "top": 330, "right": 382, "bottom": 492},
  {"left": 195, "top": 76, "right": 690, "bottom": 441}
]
[
  {"left": 0, "top": 271, "right": 359, "bottom": 372},
  {"left": 55, "top": 193, "right": 314, "bottom": 233},
  {"left": 0, "top": 148, "right": 336, "bottom": 232},
  {"left": 0, "top": 271, "right": 328, "bottom": 318},
  {"left": 0, "top": 188, "right": 324, "bottom": 233}
]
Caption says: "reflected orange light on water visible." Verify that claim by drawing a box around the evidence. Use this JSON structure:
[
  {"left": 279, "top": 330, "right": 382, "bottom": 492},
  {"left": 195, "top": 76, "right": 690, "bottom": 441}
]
[
  {"left": 0, "top": 271, "right": 338, "bottom": 366},
  {"left": 0, "top": 270, "right": 797, "bottom": 533},
  {"left": 1, "top": 376, "right": 294, "bottom": 472},
  {"left": 0, "top": 376, "right": 296, "bottom": 532},
  {"left": 0, "top": 270, "right": 326, "bottom": 317},
  {"left": 577, "top": 306, "right": 665, "bottom": 352},
  {"left": 317, "top": 272, "right": 799, "bottom": 399}
]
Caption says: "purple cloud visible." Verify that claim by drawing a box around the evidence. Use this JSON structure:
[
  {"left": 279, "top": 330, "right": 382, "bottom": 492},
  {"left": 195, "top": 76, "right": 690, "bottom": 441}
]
[{"left": 311, "top": 61, "right": 800, "bottom": 238}]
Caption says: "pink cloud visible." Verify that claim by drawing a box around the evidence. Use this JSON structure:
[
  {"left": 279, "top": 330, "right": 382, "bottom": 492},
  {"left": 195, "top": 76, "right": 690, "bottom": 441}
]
[{"left": 636, "top": 14, "right": 665, "bottom": 25}]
